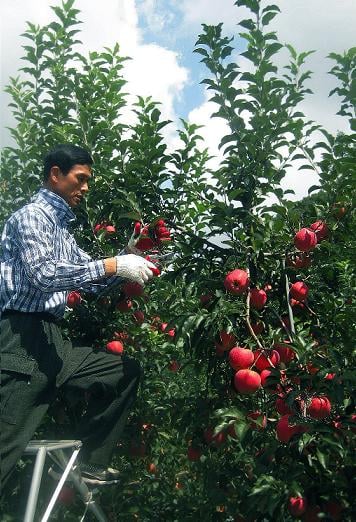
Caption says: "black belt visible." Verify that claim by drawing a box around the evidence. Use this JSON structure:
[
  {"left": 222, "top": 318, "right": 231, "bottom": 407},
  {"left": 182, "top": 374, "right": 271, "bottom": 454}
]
[{"left": 1, "top": 309, "right": 61, "bottom": 324}]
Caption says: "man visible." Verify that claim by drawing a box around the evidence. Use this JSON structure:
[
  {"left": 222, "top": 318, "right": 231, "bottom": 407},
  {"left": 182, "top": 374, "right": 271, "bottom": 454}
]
[{"left": 0, "top": 143, "right": 156, "bottom": 489}]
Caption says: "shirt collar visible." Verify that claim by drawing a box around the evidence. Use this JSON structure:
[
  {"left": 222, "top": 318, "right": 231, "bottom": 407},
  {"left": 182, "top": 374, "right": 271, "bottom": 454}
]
[{"left": 32, "top": 188, "right": 76, "bottom": 225}]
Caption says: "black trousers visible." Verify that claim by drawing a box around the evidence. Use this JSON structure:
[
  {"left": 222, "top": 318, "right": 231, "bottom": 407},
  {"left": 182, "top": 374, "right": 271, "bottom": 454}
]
[{"left": 0, "top": 311, "right": 141, "bottom": 490}]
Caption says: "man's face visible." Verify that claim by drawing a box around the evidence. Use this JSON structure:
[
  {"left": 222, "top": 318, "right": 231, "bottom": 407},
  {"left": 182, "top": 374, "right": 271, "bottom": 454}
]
[{"left": 48, "top": 164, "right": 92, "bottom": 208}]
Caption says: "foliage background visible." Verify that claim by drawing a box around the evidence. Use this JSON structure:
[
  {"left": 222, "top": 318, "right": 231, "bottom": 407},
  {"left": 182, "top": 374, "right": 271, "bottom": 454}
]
[{"left": 0, "top": 0, "right": 355, "bottom": 520}]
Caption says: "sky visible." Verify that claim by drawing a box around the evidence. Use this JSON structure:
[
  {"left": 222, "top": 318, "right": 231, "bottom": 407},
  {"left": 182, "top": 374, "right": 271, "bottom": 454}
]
[{"left": 1, "top": 0, "right": 355, "bottom": 200}]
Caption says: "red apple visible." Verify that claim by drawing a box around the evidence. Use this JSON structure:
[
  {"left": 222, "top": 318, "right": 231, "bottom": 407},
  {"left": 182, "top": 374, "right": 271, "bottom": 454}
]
[
  {"left": 290, "top": 281, "right": 309, "bottom": 302},
  {"left": 67, "top": 291, "right": 81, "bottom": 308},
  {"left": 160, "top": 322, "right": 175, "bottom": 337},
  {"left": 229, "top": 347, "right": 254, "bottom": 370},
  {"left": 276, "top": 414, "right": 304, "bottom": 443},
  {"left": 224, "top": 269, "right": 250, "bottom": 296},
  {"left": 307, "top": 396, "right": 331, "bottom": 419},
  {"left": 219, "top": 330, "right": 236, "bottom": 350},
  {"left": 203, "top": 427, "right": 226, "bottom": 447},
  {"left": 135, "top": 237, "right": 156, "bottom": 251},
  {"left": 116, "top": 299, "right": 133, "bottom": 312},
  {"left": 132, "top": 310, "right": 145, "bottom": 324},
  {"left": 234, "top": 369, "right": 261, "bottom": 394},
  {"left": 145, "top": 255, "right": 160, "bottom": 276},
  {"left": 105, "top": 225, "right": 116, "bottom": 234},
  {"left": 247, "top": 411, "right": 267, "bottom": 430},
  {"left": 294, "top": 228, "right": 318, "bottom": 251},
  {"left": 288, "top": 496, "right": 308, "bottom": 517},
  {"left": 310, "top": 220, "right": 328, "bottom": 241},
  {"left": 122, "top": 281, "right": 144, "bottom": 297},
  {"left": 254, "top": 349, "right": 280, "bottom": 371},
  {"left": 250, "top": 322, "right": 264, "bottom": 335},
  {"left": 187, "top": 446, "right": 201, "bottom": 461},
  {"left": 168, "top": 360, "right": 180, "bottom": 372},
  {"left": 57, "top": 485, "right": 75, "bottom": 506},
  {"left": 274, "top": 341, "right": 295, "bottom": 364},
  {"left": 249, "top": 288, "right": 267, "bottom": 309},
  {"left": 106, "top": 340, "right": 124, "bottom": 355},
  {"left": 275, "top": 396, "right": 293, "bottom": 415}
]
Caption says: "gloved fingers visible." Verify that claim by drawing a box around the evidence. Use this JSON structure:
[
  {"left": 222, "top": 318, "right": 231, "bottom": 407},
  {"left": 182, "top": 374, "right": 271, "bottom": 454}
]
[
  {"left": 142, "top": 259, "right": 158, "bottom": 271},
  {"left": 141, "top": 266, "right": 153, "bottom": 280}
]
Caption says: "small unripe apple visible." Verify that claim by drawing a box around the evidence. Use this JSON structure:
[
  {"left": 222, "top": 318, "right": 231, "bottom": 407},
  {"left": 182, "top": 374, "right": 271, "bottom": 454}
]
[
  {"left": 294, "top": 228, "right": 318, "bottom": 251},
  {"left": 67, "top": 291, "right": 81, "bottom": 308},
  {"left": 147, "top": 462, "right": 157, "bottom": 474},
  {"left": 290, "top": 281, "right": 309, "bottom": 302},
  {"left": 309, "top": 220, "right": 328, "bottom": 241},
  {"left": 106, "top": 340, "right": 124, "bottom": 355},
  {"left": 229, "top": 347, "right": 254, "bottom": 370},
  {"left": 288, "top": 496, "right": 308, "bottom": 517},
  {"left": 249, "top": 288, "right": 267, "bottom": 309},
  {"left": 224, "top": 269, "right": 249, "bottom": 295},
  {"left": 234, "top": 369, "right": 261, "bottom": 394}
]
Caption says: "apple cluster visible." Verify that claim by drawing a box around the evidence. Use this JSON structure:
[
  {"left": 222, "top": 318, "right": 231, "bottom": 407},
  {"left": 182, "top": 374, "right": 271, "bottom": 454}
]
[{"left": 134, "top": 219, "right": 172, "bottom": 251}]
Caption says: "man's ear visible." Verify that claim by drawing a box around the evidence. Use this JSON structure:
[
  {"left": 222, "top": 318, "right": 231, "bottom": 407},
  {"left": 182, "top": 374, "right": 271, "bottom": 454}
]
[{"left": 49, "top": 166, "right": 61, "bottom": 185}]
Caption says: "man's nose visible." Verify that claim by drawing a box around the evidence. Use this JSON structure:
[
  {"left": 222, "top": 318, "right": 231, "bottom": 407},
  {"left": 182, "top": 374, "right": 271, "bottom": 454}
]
[{"left": 81, "top": 182, "right": 89, "bottom": 193}]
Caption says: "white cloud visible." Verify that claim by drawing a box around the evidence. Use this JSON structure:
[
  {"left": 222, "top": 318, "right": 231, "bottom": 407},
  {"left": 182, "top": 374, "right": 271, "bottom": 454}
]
[{"left": 0, "top": 0, "right": 188, "bottom": 147}]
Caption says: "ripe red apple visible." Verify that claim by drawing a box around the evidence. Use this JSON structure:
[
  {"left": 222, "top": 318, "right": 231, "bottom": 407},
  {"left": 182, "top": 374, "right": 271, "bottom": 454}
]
[
  {"left": 306, "top": 396, "right": 331, "bottom": 419},
  {"left": 275, "top": 395, "right": 293, "bottom": 415},
  {"left": 302, "top": 505, "right": 321, "bottom": 522},
  {"left": 234, "top": 369, "right": 261, "bottom": 394},
  {"left": 116, "top": 299, "right": 133, "bottom": 312},
  {"left": 229, "top": 347, "right": 254, "bottom": 370},
  {"left": 132, "top": 310, "right": 145, "bottom": 324},
  {"left": 247, "top": 411, "right": 267, "bottom": 430},
  {"left": 134, "top": 221, "right": 142, "bottom": 234},
  {"left": 203, "top": 427, "right": 226, "bottom": 447},
  {"left": 276, "top": 414, "right": 304, "bottom": 442},
  {"left": 57, "top": 485, "right": 75, "bottom": 506},
  {"left": 168, "top": 360, "right": 180, "bottom": 372},
  {"left": 67, "top": 291, "right": 81, "bottom": 308},
  {"left": 288, "top": 496, "right": 308, "bottom": 517},
  {"left": 160, "top": 322, "right": 175, "bottom": 337},
  {"left": 260, "top": 369, "right": 273, "bottom": 387},
  {"left": 135, "top": 237, "right": 156, "bottom": 251},
  {"left": 294, "top": 228, "right": 318, "bottom": 251},
  {"left": 187, "top": 446, "right": 201, "bottom": 461},
  {"left": 122, "top": 281, "right": 144, "bottom": 297},
  {"left": 254, "top": 349, "right": 280, "bottom": 371},
  {"left": 249, "top": 288, "right": 267, "bottom": 309},
  {"left": 323, "top": 500, "right": 343, "bottom": 521},
  {"left": 290, "top": 281, "right": 309, "bottom": 302},
  {"left": 106, "top": 340, "right": 124, "bottom": 355},
  {"left": 224, "top": 269, "right": 250, "bottom": 295},
  {"left": 219, "top": 330, "right": 236, "bottom": 350},
  {"left": 310, "top": 220, "right": 328, "bottom": 241},
  {"left": 129, "top": 441, "right": 146, "bottom": 458},
  {"left": 287, "top": 252, "right": 312, "bottom": 269},
  {"left": 147, "top": 462, "right": 157, "bottom": 474},
  {"left": 274, "top": 341, "right": 295, "bottom": 364},
  {"left": 105, "top": 225, "right": 116, "bottom": 234},
  {"left": 144, "top": 255, "right": 160, "bottom": 276},
  {"left": 251, "top": 321, "right": 264, "bottom": 335}
]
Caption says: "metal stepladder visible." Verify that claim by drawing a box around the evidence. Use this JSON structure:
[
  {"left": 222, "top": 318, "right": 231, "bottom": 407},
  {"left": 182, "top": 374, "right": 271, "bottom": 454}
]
[{"left": 23, "top": 440, "right": 107, "bottom": 522}]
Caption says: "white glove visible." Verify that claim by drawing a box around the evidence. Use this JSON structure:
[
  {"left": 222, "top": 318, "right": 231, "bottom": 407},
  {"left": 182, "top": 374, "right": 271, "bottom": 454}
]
[{"left": 116, "top": 254, "right": 157, "bottom": 286}]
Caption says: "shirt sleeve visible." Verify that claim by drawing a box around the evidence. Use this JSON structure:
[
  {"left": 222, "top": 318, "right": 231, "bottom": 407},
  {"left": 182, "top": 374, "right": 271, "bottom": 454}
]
[{"left": 13, "top": 208, "right": 107, "bottom": 293}]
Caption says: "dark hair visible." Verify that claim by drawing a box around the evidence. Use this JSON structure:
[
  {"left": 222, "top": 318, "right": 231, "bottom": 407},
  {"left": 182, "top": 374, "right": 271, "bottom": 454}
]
[{"left": 43, "top": 144, "right": 93, "bottom": 180}]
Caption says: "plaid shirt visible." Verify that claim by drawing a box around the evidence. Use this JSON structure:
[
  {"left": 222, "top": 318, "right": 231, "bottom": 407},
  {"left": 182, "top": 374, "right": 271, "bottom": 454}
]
[{"left": 0, "top": 188, "right": 121, "bottom": 319}]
